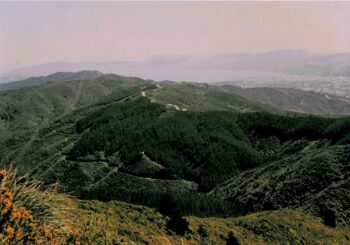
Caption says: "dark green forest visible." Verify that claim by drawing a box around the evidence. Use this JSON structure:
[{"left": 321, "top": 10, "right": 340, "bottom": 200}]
[
  {"left": 70, "top": 97, "right": 261, "bottom": 191},
  {"left": 65, "top": 96, "right": 350, "bottom": 219}
]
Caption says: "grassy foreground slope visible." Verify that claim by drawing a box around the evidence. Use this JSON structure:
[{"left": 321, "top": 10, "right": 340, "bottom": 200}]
[
  {"left": 72, "top": 199, "right": 350, "bottom": 244},
  {"left": 1, "top": 162, "right": 348, "bottom": 244}
]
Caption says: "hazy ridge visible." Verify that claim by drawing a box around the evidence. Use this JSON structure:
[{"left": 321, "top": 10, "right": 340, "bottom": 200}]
[{"left": 2, "top": 50, "right": 350, "bottom": 84}]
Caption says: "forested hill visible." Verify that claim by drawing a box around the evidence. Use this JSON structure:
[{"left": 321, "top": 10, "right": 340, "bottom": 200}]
[
  {"left": 1, "top": 73, "right": 350, "bottom": 241},
  {"left": 0, "top": 73, "right": 151, "bottom": 145}
]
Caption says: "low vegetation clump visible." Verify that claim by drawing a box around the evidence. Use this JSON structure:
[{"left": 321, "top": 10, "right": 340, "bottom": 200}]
[
  {"left": 0, "top": 164, "right": 79, "bottom": 244},
  {"left": 0, "top": 168, "right": 54, "bottom": 243}
]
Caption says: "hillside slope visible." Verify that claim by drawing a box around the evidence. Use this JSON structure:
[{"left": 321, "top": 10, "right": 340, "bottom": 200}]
[
  {"left": 0, "top": 78, "right": 279, "bottom": 202},
  {"left": 218, "top": 85, "right": 350, "bottom": 114},
  {"left": 0, "top": 73, "right": 150, "bottom": 145},
  {"left": 211, "top": 144, "right": 350, "bottom": 226},
  {"left": 2, "top": 81, "right": 277, "bottom": 199}
]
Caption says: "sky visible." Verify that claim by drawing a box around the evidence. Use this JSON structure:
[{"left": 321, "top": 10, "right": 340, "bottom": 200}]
[{"left": 1, "top": 1, "right": 350, "bottom": 70}]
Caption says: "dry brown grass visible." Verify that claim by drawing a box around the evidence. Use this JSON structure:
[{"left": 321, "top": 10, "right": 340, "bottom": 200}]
[
  {"left": 2, "top": 163, "right": 349, "bottom": 244},
  {"left": 64, "top": 199, "right": 350, "bottom": 245},
  {"left": 185, "top": 210, "right": 350, "bottom": 245},
  {"left": 0, "top": 163, "right": 80, "bottom": 244}
]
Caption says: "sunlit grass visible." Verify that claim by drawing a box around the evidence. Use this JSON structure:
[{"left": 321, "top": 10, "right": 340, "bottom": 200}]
[{"left": 0, "top": 163, "right": 78, "bottom": 243}]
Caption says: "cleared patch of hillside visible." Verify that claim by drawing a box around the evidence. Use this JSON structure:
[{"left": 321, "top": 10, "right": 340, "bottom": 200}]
[{"left": 147, "top": 83, "right": 278, "bottom": 113}]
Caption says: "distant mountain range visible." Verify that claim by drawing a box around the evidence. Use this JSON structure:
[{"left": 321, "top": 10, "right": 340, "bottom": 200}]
[{"left": 1, "top": 50, "right": 350, "bottom": 83}]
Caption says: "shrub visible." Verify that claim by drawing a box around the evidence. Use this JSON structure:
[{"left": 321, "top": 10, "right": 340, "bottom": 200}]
[
  {"left": 0, "top": 168, "right": 54, "bottom": 243},
  {"left": 226, "top": 231, "right": 240, "bottom": 245},
  {"left": 0, "top": 164, "right": 79, "bottom": 244},
  {"left": 198, "top": 224, "right": 209, "bottom": 238},
  {"left": 322, "top": 208, "right": 337, "bottom": 228}
]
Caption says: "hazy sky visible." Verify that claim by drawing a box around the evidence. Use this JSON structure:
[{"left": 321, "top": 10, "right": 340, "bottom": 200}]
[{"left": 1, "top": 1, "right": 350, "bottom": 69}]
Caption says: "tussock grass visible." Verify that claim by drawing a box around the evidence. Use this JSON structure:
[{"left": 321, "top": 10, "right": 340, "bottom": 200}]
[{"left": 0, "top": 163, "right": 75, "bottom": 238}]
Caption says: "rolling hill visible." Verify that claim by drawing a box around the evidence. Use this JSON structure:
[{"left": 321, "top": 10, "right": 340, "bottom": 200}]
[
  {"left": 0, "top": 72, "right": 150, "bottom": 149},
  {"left": 217, "top": 85, "right": 350, "bottom": 114}
]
